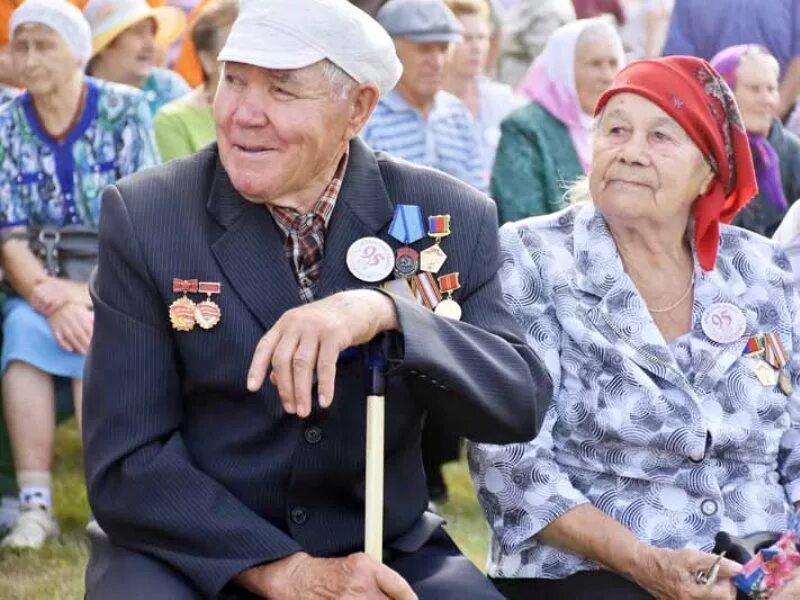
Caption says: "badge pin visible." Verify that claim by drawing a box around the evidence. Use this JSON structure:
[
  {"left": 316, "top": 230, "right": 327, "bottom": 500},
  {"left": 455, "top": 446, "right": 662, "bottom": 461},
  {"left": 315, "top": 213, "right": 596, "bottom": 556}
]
[
  {"left": 434, "top": 272, "right": 462, "bottom": 320},
  {"left": 346, "top": 237, "right": 394, "bottom": 283},
  {"left": 780, "top": 370, "right": 794, "bottom": 395},
  {"left": 701, "top": 303, "right": 746, "bottom": 344},
  {"left": 382, "top": 278, "right": 414, "bottom": 300},
  {"left": 419, "top": 244, "right": 448, "bottom": 274},
  {"left": 752, "top": 359, "right": 779, "bottom": 387},
  {"left": 195, "top": 281, "right": 222, "bottom": 330},
  {"left": 764, "top": 332, "right": 788, "bottom": 370},
  {"left": 742, "top": 335, "right": 765, "bottom": 357},
  {"left": 169, "top": 278, "right": 198, "bottom": 332},
  {"left": 427, "top": 215, "right": 452, "bottom": 242},
  {"left": 394, "top": 247, "right": 419, "bottom": 279}
]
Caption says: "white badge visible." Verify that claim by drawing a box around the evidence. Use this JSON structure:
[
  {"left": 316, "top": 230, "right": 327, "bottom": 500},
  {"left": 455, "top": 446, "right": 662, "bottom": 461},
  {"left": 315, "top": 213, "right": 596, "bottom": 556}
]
[
  {"left": 346, "top": 237, "right": 394, "bottom": 283},
  {"left": 701, "top": 302, "right": 746, "bottom": 344}
]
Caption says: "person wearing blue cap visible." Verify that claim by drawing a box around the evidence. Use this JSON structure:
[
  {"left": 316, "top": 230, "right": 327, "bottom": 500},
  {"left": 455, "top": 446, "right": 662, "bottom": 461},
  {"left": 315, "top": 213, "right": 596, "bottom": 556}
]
[{"left": 363, "top": 0, "right": 487, "bottom": 193}]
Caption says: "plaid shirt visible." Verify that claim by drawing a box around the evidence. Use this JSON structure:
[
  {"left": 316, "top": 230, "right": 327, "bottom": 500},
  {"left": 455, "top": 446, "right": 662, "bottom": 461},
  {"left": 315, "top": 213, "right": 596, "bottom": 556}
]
[{"left": 269, "top": 151, "right": 349, "bottom": 303}]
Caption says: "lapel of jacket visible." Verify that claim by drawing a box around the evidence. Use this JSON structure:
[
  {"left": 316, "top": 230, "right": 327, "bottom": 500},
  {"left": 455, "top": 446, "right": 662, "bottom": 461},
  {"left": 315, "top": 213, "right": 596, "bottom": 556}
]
[
  {"left": 206, "top": 150, "right": 301, "bottom": 330},
  {"left": 315, "top": 138, "right": 395, "bottom": 299},
  {"left": 572, "top": 204, "right": 690, "bottom": 392}
]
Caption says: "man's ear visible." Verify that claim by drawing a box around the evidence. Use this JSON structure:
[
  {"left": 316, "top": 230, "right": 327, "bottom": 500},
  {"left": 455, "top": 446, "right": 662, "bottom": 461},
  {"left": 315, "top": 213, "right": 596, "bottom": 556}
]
[{"left": 345, "top": 83, "right": 380, "bottom": 139}]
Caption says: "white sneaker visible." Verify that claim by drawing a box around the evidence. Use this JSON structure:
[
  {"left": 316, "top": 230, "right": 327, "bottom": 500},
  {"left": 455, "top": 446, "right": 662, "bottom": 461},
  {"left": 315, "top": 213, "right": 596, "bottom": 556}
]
[
  {"left": 0, "top": 503, "right": 59, "bottom": 549},
  {"left": 0, "top": 496, "right": 19, "bottom": 534}
]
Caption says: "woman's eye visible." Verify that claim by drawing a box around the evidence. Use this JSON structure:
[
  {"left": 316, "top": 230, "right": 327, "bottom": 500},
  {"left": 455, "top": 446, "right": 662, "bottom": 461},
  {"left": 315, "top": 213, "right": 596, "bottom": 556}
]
[
  {"left": 652, "top": 131, "right": 671, "bottom": 142},
  {"left": 608, "top": 126, "right": 626, "bottom": 135},
  {"left": 274, "top": 88, "right": 295, "bottom": 99}
]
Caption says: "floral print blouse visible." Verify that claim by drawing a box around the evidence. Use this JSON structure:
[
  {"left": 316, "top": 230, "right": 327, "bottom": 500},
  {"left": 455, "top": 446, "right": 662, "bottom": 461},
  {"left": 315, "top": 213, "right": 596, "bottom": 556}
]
[
  {"left": 469, "top": 202, "right": 800, "bottom": 580},
  {"left": 0, "top": 76, "right": 160, "bottom": 228}
]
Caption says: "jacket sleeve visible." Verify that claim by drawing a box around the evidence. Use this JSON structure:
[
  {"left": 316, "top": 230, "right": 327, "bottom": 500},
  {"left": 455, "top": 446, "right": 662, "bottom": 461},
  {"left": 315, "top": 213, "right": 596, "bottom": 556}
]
[
  {"left": 83, "top": 185, "right": 302, "bottom": 598},
  {"left": 490, "top": 115, "right": 550, "bottom": 224},
  {"left": 467, "top": 224, "right": 589, "bottom": 556},
  {"left": 383, "top": 200, "right": 551, "bottom": 444}
]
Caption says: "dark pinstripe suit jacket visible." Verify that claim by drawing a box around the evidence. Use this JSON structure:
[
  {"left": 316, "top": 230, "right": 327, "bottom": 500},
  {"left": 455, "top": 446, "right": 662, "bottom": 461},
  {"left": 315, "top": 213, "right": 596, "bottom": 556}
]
[{"left": 82, "top": 138, "right": 551, "bottom": 597}]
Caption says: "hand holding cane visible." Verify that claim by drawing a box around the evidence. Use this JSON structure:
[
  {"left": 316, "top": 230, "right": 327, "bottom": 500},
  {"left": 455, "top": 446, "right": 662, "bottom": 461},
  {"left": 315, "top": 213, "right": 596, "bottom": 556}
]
[{"left": 364, "top": 336, "right": 387, "bottom": 562}]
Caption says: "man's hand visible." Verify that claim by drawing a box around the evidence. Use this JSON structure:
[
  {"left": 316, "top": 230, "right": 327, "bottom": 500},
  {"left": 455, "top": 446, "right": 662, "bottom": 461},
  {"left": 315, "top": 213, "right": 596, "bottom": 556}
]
[
  {"left": 31, "top": 277, "right": 90, "bottom": 317},
  {"left": 47, "top": 302, "right": 94, "bottom": 354},
  {"left": 247, "top": 290, "right": 399, "bottom": 418},
  {"left": 236, "top": 552, "right": 417, "bottom": 600}
]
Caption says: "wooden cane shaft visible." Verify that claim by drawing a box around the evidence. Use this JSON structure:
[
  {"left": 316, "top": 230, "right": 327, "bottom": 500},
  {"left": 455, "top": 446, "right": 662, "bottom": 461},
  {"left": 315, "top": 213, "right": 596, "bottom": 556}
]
[{"left": 365, "top": 394, "right": 385, "bottom": 562}]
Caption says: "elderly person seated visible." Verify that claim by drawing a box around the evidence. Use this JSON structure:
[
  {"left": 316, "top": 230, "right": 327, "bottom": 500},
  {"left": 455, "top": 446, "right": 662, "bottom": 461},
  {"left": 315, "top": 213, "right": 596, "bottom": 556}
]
[
  {"left": 491, "top": 17, "right": 623, "bottom": 223},
  {"left": 83, "top": 0, "right": 189, "bottom": 116},
  {"left": 442, "top": 0, "right": 524, "bottom": 188},
  {"left": 0, "top": 0, "right": 159, "bottom": 550},
  {"left": 362, "top": 0, "right": 486, "bottom": 192},
  {"left": 470, "top": 55, "right": 800, "bottom": 599},
  {"left": 82, "top": 0, "right": 550, "bottom": 598},
  {"left": 710, "top": 45, "right": 800, "bottom": 238},
  {"left": 154, "top": 0, "right": 237, "bottom": 161}
]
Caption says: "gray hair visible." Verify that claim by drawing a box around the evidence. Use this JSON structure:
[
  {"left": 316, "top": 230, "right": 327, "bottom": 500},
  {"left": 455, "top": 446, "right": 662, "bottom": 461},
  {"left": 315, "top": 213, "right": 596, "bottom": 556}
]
[
  {"left": 321, "top": 59, "right": 358, "bottom": 100},
  {"left": 564, "top": 176, "right": 592, "bottom": 205}
]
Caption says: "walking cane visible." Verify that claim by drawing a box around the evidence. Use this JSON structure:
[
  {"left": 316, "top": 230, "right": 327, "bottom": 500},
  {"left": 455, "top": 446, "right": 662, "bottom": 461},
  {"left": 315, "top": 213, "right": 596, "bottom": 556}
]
[{"left": 364, "top": 336, "right": 386, "bottom": 562}]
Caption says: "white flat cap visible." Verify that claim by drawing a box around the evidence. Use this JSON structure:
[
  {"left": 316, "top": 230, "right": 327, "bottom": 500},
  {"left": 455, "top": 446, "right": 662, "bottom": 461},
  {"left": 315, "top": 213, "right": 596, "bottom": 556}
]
[{"left": 218, "top": 0, "right": 403, "bottom": 97}]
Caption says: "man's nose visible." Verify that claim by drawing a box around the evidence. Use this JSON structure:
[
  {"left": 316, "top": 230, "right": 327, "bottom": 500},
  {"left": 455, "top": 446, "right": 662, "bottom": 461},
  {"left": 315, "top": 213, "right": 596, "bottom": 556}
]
[{"left": 233, "top": 100, "right": 270, "bottom": 127}]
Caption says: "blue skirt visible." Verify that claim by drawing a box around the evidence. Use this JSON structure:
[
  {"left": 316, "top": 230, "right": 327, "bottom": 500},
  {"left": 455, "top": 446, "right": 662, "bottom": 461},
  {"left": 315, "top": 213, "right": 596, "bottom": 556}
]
[{"left": 1, "top": 297, "right": 85, "bottom": 379}]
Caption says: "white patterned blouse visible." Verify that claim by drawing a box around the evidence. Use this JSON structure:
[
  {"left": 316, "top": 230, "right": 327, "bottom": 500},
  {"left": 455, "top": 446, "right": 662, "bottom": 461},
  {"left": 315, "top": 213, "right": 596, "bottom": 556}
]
[{"left": 469, "top": 202, "right": 800, "bottom": 580}]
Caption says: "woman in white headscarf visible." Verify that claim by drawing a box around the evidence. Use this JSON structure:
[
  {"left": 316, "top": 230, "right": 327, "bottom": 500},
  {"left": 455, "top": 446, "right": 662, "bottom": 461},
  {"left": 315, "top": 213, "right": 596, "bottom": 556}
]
[{"left": 490, "top": 17, "right": 624, "bottom": 223}]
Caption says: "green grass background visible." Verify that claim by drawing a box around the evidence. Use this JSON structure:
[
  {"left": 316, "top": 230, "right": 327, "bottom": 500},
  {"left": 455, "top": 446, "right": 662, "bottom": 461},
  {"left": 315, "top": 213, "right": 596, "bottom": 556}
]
[{"left": 0, "top": 422, "right": 488, "bottom": 599}]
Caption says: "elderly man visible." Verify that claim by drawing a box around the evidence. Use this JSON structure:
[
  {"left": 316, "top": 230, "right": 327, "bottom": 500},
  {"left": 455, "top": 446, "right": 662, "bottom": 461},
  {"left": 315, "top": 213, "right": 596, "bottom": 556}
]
[
  {"left": 82, "top": 0, "right": 549, "bottom": 598},
  {"left": 362, "top": 0, "right": 486, "bottom": 192}
]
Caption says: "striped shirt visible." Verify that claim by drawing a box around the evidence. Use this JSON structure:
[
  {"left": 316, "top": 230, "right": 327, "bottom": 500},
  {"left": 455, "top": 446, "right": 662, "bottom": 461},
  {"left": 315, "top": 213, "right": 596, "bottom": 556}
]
[
  {"left": 361, "top": 90, "right": 486, "bottom": 192},
  {"left": 269, "top": 150, "right": 348, "bottom": 303}
]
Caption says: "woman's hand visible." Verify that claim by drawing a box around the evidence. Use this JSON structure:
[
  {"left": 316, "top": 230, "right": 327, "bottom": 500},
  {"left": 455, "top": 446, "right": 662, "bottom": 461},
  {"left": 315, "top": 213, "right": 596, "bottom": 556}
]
[
  {"left": 47, "top": 302, "right": 94, "bottom": 354},
  {"left": 632, "top": 546, "right": 742, "bottom": 600},
  {"left": 771, "top": 570, "right": 800, "bottom": 600},
  {"left": 30, "top": 277, "right": 90, "bottom": 317}
]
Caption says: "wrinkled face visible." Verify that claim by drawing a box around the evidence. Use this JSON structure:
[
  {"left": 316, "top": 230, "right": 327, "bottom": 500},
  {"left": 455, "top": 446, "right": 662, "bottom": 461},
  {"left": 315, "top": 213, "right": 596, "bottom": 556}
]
[
  {"left": 0, "top": 45, "right": 16, "bottom": 86},
  {"left": 214, "top": 61, "right": 355, "bottom": 204},
  {"left": 734, "top": 53, "right": 780, "bottom": 136},
  {"left": 394, "top": 38, "right": 451, "bottom": 103},
  {"left": 11, "top": 23, "right": 79, "bottom": 96},
  {"left": 574, "top": 33, "right": 621, "bottom": 114},
  {"left": 94, "top": 18, "right": 157, "bottom": 84},
  {"left": 590, "top": 93, "right": 714, "bottom": 227},
  {"left": 449, "top": 14, "right": 491, "bottom": 79}
]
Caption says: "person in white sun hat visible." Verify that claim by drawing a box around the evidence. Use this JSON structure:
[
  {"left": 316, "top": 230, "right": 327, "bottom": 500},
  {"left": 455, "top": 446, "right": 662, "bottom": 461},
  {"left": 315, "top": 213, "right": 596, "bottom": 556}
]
[
  {"left": 83, "top": 0, "right": 189, "bottom": 116},
  {"left": 80, "top": 0, "right": 550, "bottom": 597}
]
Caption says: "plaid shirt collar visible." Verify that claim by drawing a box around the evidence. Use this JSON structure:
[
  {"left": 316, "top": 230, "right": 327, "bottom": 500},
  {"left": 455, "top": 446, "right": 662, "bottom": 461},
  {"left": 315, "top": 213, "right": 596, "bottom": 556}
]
[
  {"left": 269, "top": 150, "right": 348, "bottom": 235},
  {"left": 268, "top": 150, "right": 349, "bottom": 303}
]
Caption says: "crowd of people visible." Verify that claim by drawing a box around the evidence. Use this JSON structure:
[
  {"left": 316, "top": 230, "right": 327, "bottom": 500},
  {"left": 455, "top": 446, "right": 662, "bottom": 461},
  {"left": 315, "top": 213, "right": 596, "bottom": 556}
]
[{"left": 1, "top": 0, "right": 800, "bottom": 598}]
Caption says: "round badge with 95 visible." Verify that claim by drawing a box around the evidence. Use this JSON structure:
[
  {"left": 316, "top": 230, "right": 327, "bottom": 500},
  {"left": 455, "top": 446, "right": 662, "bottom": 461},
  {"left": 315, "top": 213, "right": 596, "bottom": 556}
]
[
  {"left": 346, "top": 237, "right": 395, "bottom": 283},
  {"left": 701, "top": 302, "right": 746, "bottom": 344}
]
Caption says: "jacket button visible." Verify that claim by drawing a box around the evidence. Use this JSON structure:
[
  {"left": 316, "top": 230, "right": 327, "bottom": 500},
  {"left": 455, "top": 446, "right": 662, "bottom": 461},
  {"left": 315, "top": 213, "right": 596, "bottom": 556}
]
[
  {"left": 304, "top": 426, "right": 322, "bottom": 445},
  {"left": 700, "top": 499, "right": 718, "bottom": 517},
  {"left": 290, "top": 507, "right": 308, "bottom": 525}
]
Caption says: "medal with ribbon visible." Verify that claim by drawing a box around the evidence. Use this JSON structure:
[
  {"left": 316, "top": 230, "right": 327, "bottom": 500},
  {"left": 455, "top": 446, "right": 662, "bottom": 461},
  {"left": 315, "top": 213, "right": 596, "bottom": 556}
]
[
  {"left": 195, "top": 281, "right": 222, "bottom": 330},
  {"left": 420, "top": 214, "right": 451, "bottom": 274},
  {"left": 170, "top": 278, "right": 198, "bottom": 332},
  {"left": 434, "top": 272, "right": 461, "bottom": 320},
  {"left": 411, "top": 271, "right": 442, "bottom": 310},
  {"left": 388, "top": 205, "right": 425, "bottom": 278},
  {"left": 764, "top": 332, "right": 792, "bottom": 395}
]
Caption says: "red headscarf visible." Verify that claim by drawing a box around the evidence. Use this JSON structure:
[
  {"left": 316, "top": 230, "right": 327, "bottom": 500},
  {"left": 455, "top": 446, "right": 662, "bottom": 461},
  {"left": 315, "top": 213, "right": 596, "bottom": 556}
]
[{"left": 594, "top": 56, "right": 758, "bottom": 271}]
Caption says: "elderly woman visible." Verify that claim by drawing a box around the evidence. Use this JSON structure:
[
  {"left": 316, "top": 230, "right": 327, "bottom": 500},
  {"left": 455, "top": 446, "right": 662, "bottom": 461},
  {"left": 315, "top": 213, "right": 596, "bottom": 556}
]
[
  {"left": 490, "top": 17, "right": 624, "bottom": 223},
  {"left": 442, "top": 0, "right": 524, "bottom": 187},
  {"left": 154, "top": 0, "right": 237, "bottom": 161},
  {"left": 83, "top": 0, "right": 189, "bottom": 116},
  {"left": 470, "top": 55, "right": 800, "bottom": 599},
  {"left": 0, "top": 0, "right": 158, "bottom": 549},
  {"left": 710, "top": 45, "right": 800, "bottom": 238}
]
